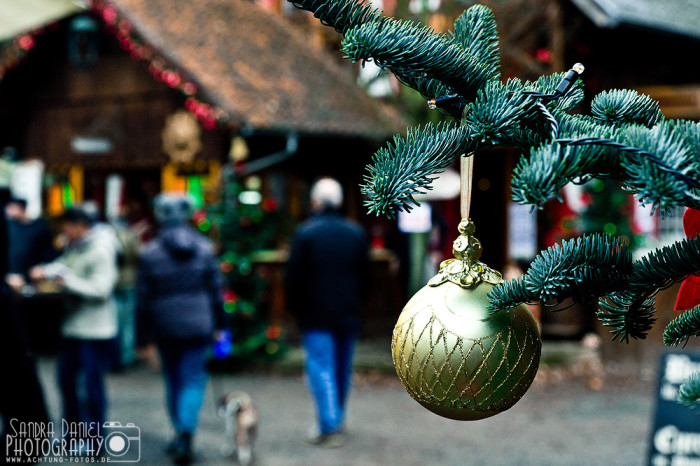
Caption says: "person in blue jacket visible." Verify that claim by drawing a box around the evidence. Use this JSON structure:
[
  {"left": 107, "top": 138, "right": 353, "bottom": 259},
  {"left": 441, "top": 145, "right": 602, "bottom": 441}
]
[
  {"left": 285, "top": 178, "right": 371, "bottom": 448},
  {"left": 136, "top": 194, "right": 225, "bottom": 465}
]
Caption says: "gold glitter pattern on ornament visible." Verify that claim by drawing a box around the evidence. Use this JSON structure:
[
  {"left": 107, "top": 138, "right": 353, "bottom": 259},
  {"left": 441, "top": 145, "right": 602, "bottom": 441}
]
[
  {"left": 429, "top": 219, "right": 502, "bottom": 289},
  {"left": 391, "top": 300, "right": 541, "bottom": 419}
]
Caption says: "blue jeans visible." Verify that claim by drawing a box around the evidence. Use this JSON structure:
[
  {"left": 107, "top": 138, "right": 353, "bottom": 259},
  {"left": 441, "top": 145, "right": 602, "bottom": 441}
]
[
  {"left": 58, "top": 339, "right": 113, "bottom": 427},
  {"left": 114, "top": 288, "right": 136, "bottom": 367},
  {"left": 158, "top": 341, "right": 209, "bottom": 434},
  {"left": 302, "top": 330, "right": 357, "bottom": 435}
]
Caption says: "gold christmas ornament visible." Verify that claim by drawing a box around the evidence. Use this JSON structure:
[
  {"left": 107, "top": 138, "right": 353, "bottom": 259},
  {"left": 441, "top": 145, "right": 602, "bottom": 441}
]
[{"left": 392, "top": 219, "right": 541, "bottom": 421}]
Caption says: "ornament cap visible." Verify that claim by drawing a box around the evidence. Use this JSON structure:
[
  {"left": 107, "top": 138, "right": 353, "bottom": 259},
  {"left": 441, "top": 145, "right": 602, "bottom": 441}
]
[{"left": 429, "top": 218, "right": 502, "bottom": 289}]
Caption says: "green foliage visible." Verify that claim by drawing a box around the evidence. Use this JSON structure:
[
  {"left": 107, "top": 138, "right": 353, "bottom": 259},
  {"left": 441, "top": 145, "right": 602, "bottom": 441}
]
[
  {"left": 208, "top": 176, "right": 290, "bottom": 365},
  {"left": 451, "top": 5, "right": 500, "bottom": 82},
  {"left": 597, "top": 291, "right": 657, "bottom": 343},
  {"left": 488, "top": 234, "right": 632, "bottom": 310},
  {"left": 664, "top": 305, "right": 700, "bottom": 347},
  {"left": 288, "top": 0, "right": 383, "bottom": 35},
  {"left": 512, "top": 120, "right": 700, "bottom": 214},
  {"left": 463, "top": 79, "right": 537, "bottom": 146},
  {"left": 678, "top": 372, "right": 700, "bottom": 409},
  {"left": 342, "top": 18, "right": 495, "bottom": 98},
  {"left": 289, "top": 0, "right": 700, "bottom": 351},
  {"left": 591, "top": 89, "right": 661, "bottom": 127},
  {"left": 362, "top": 122, "right": 475, "bottom": 217}
]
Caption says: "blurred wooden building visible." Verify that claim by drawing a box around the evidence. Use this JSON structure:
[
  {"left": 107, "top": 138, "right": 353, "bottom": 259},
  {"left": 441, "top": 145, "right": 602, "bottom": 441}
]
[{"left": 0, "top": 0, "right": 400, "bottom": 221}]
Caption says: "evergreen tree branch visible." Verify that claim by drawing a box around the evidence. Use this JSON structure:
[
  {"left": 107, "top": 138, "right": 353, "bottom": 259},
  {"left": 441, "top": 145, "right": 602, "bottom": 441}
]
[
  {"left": 463, "top": 79, "right": 540, "bottom": 146},
  {"left": 451, "top": 5, "right": 500, "bottom": 82},
  {"left": 525, "top": 72, "right": 585, "bottom": 113},
  {"left": 632, "top": 236, "right": 700, "bottom": 291},
  {"left": 597, "top": 290, "right": 657, "bottom": 342},
  {"left": 591, "top": 89, "right": 662, "bottom": 127},
  {"left": 595, "top": 237, "right": 700, "bottom": 342},
  {"left": 664, "top": 305, "right": 700, "bottom": 347},
  {"left": 678, "top": 372, "right": 700, "bottom": 409},
  {"left": 488, "top": 234, "right": 632, "bottom": 310},
  {"left": 342, "top": 18, "right": 495, "bottom": 99},
  {"left": 511, "top": 121, "right": 700, "bottom": 212},
  {"left": 288, "top": 0, "right": 384, "bottom": 35},
  {"left": 361, "top": 122, "right": 476, "bottom": 218}
]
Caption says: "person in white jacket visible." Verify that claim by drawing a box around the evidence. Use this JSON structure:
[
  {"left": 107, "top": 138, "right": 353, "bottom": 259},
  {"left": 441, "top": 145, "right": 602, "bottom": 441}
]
[{"left": 30, "top": 207, "right": 118, "bottom": 433}]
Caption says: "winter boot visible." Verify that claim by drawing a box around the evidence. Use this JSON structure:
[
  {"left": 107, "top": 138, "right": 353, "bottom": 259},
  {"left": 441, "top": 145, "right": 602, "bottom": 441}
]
[{"left": 172, "top": 432, "right": 193, "bottom": 465}]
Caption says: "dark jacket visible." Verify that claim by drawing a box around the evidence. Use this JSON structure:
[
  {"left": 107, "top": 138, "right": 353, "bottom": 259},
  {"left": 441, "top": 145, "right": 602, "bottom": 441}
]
[
  {"left": 136, "top": 225, "right": 224, "bottom": 344},
  {"left": 285, "top": 211, "right": 370, "bottom": 331},
  {"left": 7, "top": 217, "right": 56, "bottom": 278}
]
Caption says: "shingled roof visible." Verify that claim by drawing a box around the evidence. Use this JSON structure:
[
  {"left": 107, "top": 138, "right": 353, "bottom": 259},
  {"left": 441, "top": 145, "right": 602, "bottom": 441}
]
[
  {"left": 106, "top": 0, "right": 401, "bottom": 139},
  {"left": 570, "top": 0, "right": 700, "bottom": 40}
]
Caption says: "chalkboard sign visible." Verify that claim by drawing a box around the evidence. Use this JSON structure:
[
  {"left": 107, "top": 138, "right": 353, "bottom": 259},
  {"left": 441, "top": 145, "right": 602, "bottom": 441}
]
[{"left": 648, "top": 351, "right": 700, "bottom": 466}]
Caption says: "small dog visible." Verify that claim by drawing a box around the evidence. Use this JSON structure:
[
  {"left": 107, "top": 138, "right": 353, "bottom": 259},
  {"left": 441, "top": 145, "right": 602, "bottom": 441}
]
[{"left": 217, "top": 390, "right": 258, "bottom": 465}]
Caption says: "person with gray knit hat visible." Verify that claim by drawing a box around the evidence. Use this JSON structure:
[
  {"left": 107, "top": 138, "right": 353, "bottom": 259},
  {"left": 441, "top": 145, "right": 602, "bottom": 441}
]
[{"left": 136, "top": 193, "right": 225, "bottom": 465}]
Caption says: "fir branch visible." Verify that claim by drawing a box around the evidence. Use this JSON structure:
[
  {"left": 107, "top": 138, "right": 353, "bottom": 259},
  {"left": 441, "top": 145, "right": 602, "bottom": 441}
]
[
  {"left": 342, "top": 18, "right": 494, "bottom": 98},
  {"left": 391, "top": 70, "right": 456, "bottom": 105},
  {"left": 463, "top": 79, "right": 539, "bottom": 146},
  {"left": 362, "top": 123, "right": 476, "bottom": 217},
  {"left": 595, "top": 237, "right": 700, "bottom": 342},
  {"left": 597, "top": 290, "right": 657, "bottom": 342},
  {"left": 511, "top": 140, "right": 620, "bottom": 208},
  {"left": 591, "top": 89, "right": 662, "bottom": 127},
  {"left": 488, "top": 234, "right": 632, "bottom": 310},
  {"left": 620, "top": 121, "right": 700, "bottom": 213},
  {"left": 524, "top": 72, "right": 585, "bottom": 113},
  {"left": 632, "top": 236, "right": 700, "bottom": 292},
  {"left": 451, "top": 5, "right": 500, "bottom": 82},
  {"left": 288, "top": 0, "right": 384, "bottom": 35},
  {"left": 670, "top": 119, "right": 700, "bottom": 159},
  {"left": 678, "top": 373, "right": 700, "bottom": 409},
  {"left": 664, "top": 305, "right": 700, "bottom": 347},
  {"left": 511, "top": 120, "right": 700, "bottom": 212}
]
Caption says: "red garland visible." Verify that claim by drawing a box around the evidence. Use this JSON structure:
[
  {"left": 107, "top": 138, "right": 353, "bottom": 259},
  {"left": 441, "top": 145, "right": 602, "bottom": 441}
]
[
  {"left": 0, "top": 27, "right": 47, "bottom": 79},
  {"left": 91, "top": 0, "right": 229, "bottom": 130}
]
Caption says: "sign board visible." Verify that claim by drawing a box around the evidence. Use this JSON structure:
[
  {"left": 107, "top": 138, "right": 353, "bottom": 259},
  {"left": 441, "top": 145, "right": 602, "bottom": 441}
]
[
  {"left": 398, "top": 202, "right": 432, "bottom": 234},
  {"left": 648, "top": 351, "right": 700, "bottom": 466},
  {"left": 507, "top": 202, "right": 537, "bottom": 261}
]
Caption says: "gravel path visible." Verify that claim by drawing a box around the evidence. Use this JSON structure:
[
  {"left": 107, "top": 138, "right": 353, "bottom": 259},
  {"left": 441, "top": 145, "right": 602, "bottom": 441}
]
[{"left": 34, "top": 354, "right": 655, "bottom": 466}]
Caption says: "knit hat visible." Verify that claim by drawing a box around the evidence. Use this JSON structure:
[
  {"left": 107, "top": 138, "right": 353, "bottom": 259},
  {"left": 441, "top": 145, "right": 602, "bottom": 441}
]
[{"left": 153, "top": 193, "right": 194, "bottom": 225}]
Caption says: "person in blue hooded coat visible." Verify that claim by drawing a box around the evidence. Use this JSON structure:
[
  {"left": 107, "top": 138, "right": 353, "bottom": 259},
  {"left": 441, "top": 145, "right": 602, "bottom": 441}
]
[{"left": 136, "top": 194, "right": 225, "bottom": 465}]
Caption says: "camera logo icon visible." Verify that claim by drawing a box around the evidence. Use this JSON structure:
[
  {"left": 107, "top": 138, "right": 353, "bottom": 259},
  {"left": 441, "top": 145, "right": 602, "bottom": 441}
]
[{"left": 102, "top": 422, "right": 141, "bottom": 463}]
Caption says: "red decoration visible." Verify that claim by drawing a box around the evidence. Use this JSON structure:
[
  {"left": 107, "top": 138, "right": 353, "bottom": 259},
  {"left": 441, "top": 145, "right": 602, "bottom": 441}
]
[
  {"left": 534, "top": 48, "right": 552, "bottom": 64},
  {"left": 675, "top": 208, "right": 700, "bottom": 311},
  {"left": 223, "top": 290, "right": 238, "bottom": 303},
  {"left": 262, "top": 198, "right": 278, "bottom": 212},
  {"left": 18, "top": 35, "right": 35, "bottom": 50},
  {"left": 89, "top": 0, "right": 229, "bottom": 129}
]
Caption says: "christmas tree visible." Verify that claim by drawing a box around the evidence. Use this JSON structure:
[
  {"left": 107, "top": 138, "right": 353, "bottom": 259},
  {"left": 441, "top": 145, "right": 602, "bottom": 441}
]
[
  {"left": 287, "top": 0, "right": 700, "bottom": 407},
  {"left": 206, "top": 167, "right": 289, "bottom": 368}
]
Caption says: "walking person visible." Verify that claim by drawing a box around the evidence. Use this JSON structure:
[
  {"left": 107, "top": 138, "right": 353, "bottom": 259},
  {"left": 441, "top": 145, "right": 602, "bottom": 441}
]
[
  {"left": 285, "top": 178, "right": 371, "bottom": 447},
  {"left": 136, "top": 194, "right": 225, "bottom": 465},
  {"left": 28, "top": 207, "right": 119, "bottom": 432}
]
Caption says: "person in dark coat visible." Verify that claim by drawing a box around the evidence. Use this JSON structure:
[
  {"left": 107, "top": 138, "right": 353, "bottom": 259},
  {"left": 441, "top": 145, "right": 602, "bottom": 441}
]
[
  {"left": 0, "top": 189, "right": 49, "bottom": 464},
  {"left": 285, "top": 178, "right": 370, "bottom": 447},
  {"left": 4, "top": 197, "right": 56, "bottom": 280},
  {"left": 136, "top": 194, "right": 225, "bottom": 465}
]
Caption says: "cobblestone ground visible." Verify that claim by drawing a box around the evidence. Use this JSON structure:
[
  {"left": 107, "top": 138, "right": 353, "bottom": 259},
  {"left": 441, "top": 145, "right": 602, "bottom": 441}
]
[{"left": 35, "top": 348, "right": 655, "bottom": 466}]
